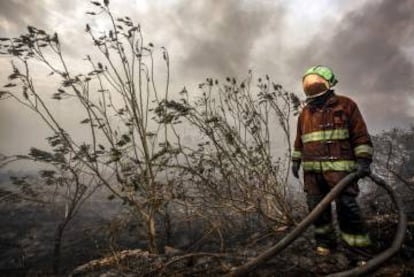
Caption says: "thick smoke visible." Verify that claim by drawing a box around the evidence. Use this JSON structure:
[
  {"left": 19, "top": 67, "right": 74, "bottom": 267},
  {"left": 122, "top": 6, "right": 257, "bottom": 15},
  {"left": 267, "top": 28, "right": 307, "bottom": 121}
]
[
  {"left": 1, "top": 0, "right": 414, "bottom": 155},
  {"left": 170, "top": 0, "right": 284, "bottom": 80},
  {"left": 290, "top": 0, "right": 414, "bottom": 130},
  {"left": 0, "top": 0, "right": 49, "bottom": 34}
]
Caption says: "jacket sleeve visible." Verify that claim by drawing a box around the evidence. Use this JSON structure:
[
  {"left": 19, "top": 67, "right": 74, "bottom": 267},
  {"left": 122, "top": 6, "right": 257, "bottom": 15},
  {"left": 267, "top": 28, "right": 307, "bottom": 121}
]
[
  {"left": 348, "top": 102, "right": 373, "bottom": 160},
  {"left": 292, "top": 113, "right": 303, "bottom": 162}
]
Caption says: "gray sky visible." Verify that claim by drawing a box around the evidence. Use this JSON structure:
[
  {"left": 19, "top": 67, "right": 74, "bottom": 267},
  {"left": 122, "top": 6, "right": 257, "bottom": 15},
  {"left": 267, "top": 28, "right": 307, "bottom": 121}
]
[{"left": 1, "top": 0, "right": 414, "bottom": 157}]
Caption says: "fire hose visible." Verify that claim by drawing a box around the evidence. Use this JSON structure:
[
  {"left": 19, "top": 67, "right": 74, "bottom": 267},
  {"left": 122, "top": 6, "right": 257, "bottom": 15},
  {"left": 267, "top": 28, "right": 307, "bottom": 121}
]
[{"left": 227, "top": 172, "right": 407, "bottom": 277}]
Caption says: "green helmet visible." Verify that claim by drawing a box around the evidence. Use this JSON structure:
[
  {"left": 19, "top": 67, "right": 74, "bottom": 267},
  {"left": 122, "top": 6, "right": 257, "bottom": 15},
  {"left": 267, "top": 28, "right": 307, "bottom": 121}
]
[{"left": 303, "top": 65, "right": 338, "bottom": 87}]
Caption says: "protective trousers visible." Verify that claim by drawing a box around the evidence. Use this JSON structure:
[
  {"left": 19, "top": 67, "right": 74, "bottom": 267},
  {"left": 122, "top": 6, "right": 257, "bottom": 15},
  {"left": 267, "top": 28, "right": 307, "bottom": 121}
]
[{"left": 304, "top": 171, "right": 371, "bottom": 248}]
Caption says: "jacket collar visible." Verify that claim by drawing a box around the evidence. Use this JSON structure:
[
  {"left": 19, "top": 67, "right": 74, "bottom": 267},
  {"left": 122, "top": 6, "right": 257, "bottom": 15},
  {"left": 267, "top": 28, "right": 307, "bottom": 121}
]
[
  {"left": 306, "top": 90, "right": 336, "bottom": 109},
  {"left": 325, "top": 91, "right": 339, "bottom": 107}
]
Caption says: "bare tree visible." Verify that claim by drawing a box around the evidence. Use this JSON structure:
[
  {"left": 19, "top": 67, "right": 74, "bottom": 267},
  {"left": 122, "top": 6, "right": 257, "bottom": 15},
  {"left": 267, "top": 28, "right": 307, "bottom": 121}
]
[
  {"left": 0, "top": 0, "right": 302, "bottom": 273},
  {"left": 0, "top": 149, "right": 99, "bottom": 274},
  {"left": 156, "top": 73, "right": 300, "bottom": 240},
  {"left": 0, "top": 0, "right": 176, "bottom": 257}
]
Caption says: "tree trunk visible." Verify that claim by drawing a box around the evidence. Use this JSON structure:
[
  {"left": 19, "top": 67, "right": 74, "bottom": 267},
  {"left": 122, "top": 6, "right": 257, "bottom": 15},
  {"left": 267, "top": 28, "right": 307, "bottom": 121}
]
[
  {"left": 147, "top": 212, "right": 158, "bottom": 254},
  {"left": 53, "top": 221, "right": 67, "bottom": 274}
]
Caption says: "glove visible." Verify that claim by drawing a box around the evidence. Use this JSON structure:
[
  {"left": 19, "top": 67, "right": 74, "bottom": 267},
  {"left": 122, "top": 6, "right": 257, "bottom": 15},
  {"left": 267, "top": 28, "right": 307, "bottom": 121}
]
[
  {"left": 292, "top": 160, "right": 301, "bottom": 179},
  {"left": 356, "top": 158, "right": 371, "bottom": 178}
]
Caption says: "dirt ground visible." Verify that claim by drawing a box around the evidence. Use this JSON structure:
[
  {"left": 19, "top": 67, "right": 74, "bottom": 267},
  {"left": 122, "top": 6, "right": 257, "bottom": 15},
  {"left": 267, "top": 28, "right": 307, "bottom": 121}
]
[
  {"left": 1, "top": 196, "right": 413, "bottom": 277},
  {"left": 67, "top": 218, "right": 414, "bottom": 277}
]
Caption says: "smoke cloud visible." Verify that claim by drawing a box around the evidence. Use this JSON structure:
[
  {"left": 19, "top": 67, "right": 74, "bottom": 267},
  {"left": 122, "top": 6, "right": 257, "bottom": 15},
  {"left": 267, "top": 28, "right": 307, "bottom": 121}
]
[
  {"left": 1, "top": 0, "right": 414, "bottom": 157},
  {"left": 0, "top": 0, "right": 47, "bottom": 34},
  {"left": 290, "top": 0, "right": 414, "bottom": 130},
  {"left": 172, "top": 0, "right": 284, "bottom": 80}
]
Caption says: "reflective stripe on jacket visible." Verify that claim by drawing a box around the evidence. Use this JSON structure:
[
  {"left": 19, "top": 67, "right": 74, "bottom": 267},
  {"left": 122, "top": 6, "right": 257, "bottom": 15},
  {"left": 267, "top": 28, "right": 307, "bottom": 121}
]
[{"left": 292, "top": 92, "right": 373, "bottom": 172}]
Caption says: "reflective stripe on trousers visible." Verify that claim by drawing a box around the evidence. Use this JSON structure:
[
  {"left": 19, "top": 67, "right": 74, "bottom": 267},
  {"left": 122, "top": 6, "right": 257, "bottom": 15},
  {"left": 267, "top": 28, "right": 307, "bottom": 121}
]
[
  {"left": 314, "top": 224, "right": 334, "bottom": 235},
  {"left": 341, "top": 232, "right": 371, "bottom": 247}
]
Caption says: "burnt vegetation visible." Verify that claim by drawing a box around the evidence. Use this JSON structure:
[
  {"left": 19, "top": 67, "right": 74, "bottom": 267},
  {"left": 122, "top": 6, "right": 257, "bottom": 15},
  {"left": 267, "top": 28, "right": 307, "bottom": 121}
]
[{"left": 0, "top": 1, "right": 413, "bottom": 276}]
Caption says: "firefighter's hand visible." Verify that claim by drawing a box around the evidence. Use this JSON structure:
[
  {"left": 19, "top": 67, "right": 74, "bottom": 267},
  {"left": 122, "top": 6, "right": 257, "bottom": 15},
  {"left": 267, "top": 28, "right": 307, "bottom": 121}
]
[
  {"left": 292, "top": 160, "right": 301, "bottom": 179},
  {"left": 356, "top": 158, "right": 371, "bottom": 177}
]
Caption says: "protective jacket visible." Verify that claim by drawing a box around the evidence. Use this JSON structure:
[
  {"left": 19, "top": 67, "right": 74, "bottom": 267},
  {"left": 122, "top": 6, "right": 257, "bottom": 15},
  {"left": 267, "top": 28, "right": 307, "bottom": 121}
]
[{"left": 292, "top": 91, "right": 373, "bottom": 172}]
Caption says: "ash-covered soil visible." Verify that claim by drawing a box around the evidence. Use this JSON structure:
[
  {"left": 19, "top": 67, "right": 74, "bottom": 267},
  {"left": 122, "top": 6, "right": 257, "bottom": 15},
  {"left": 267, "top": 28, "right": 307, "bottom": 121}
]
[
  {"left": 2, "top": 200, "right": 413, "bottom": 277},
  {"left": 0, "top": 198, "right": 145, "bottom": 277},
  {"left": 1, "top": 182, "right": 413, "bottom": 277},
  {"left": 68, "top": 220, "right": 414, "bottom": 277}
]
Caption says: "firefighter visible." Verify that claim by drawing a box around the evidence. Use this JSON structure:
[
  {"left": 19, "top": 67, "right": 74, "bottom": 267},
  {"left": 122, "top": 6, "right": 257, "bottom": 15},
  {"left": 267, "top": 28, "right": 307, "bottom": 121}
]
[{"left": 291, "top": 65, "right": 373, "bottom": 256}]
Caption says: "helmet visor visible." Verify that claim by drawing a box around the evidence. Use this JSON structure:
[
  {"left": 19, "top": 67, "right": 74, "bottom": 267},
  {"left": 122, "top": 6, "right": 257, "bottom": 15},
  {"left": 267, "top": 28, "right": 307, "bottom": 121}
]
[{"left": 303, "top": 74, "right": 329, "bottom": 96}]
